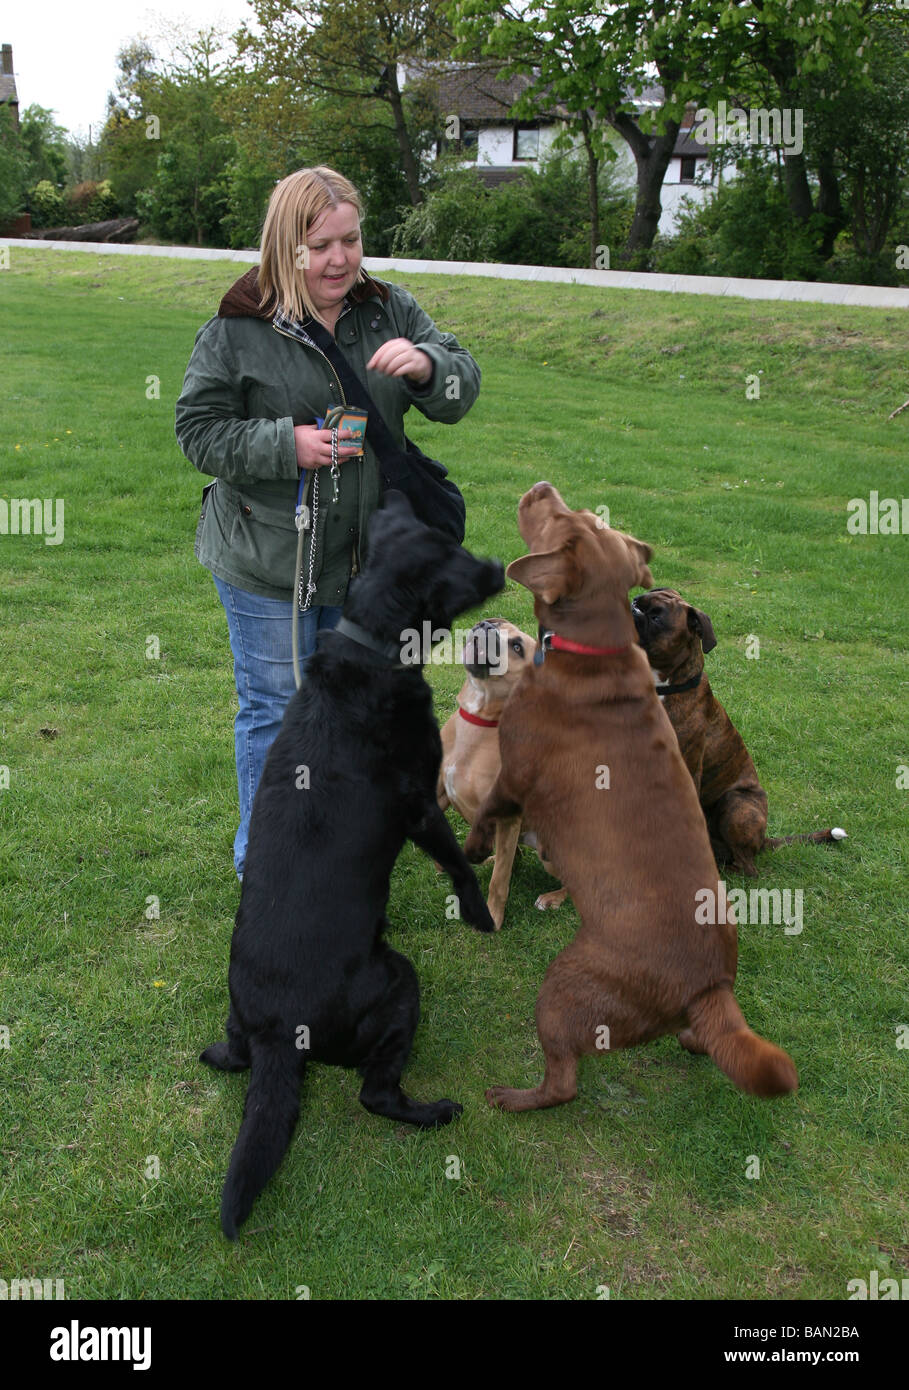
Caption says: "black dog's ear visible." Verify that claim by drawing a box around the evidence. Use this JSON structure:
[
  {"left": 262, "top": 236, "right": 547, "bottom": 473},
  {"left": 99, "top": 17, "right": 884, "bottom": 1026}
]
[
  {"left": 687, "top": 605, "right": 717, "bottom": 653},
  {"left": 380, "top": 489, "right": 416, "bottom": 518}
]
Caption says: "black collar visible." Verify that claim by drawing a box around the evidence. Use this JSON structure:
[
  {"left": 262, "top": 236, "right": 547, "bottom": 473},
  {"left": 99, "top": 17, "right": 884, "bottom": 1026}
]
[
  {"left": 655, "top": 672, "right": 702, "bottom": 696},
  {"left": 332, "top": 617, "right": 417, "bottom": 669}
]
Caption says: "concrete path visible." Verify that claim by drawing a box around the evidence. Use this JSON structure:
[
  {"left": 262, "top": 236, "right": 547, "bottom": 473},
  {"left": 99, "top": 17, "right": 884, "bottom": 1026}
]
[{"left": 3, "top": 237, "right": 907, "bottom": 309}]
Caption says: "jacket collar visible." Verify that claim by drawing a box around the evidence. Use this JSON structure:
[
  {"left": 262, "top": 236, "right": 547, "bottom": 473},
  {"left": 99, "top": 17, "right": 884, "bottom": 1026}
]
[{"left": 217, "top": 265, "right": 389, "bottom": 321}]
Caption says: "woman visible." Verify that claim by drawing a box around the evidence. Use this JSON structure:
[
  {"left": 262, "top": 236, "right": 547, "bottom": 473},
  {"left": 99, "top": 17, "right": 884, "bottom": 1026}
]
[{"left": 175, "top": 166, "right": 481, "bottom": 880}]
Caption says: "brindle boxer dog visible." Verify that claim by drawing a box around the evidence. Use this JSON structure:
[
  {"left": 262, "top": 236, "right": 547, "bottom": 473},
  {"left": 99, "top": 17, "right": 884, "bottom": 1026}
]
[
  {"left": 464, "top": 483, "right": 797, "bottom": 1112},
  {"left": 437, "top": 619, "right": 567, "bottom": 928},
  {"left": 632, "top": 588, "right": 845, "bottom": 876}
]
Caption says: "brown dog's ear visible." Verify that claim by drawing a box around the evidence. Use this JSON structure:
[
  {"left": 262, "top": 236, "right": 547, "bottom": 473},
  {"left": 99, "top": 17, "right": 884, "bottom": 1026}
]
[
  {"left": 506, "top": 542, "right": 581, "bottom": 605},
  {"left": 687, "top": 605, "right": 717, "bottom": 653},
  {"left": 622, "top": 534, "right": 654, "bottom": 592}
]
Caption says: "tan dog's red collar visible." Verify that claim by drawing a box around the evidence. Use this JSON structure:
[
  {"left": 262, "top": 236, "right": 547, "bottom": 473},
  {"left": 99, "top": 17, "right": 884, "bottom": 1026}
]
[{"left": 458, "top": 708, "right": 500, "bottom": 728}]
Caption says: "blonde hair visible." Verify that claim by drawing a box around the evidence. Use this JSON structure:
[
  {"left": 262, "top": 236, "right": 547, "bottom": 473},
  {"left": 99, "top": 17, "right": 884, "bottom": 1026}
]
[{"left": 258, "top": 166, "right": 367, "bottom": 326}]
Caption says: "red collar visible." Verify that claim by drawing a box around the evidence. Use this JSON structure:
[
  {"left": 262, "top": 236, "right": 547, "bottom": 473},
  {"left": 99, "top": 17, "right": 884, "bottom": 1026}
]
[
  {"left": 545, "top": 632, "right": 630, "bottom": 656},
  {"left": 458, "top": 707, "right": 499, "bottom": 728}
]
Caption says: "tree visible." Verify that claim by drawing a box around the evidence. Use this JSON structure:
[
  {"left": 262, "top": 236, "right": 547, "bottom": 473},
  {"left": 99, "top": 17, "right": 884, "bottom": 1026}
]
[
  {"left": 0, "top": 105, "right": 27, "bottom": 224},
  {"left": 447, "top": 0, "right": 741, "bottom": 265},
  {"left": 449, "top": 1, "right": 884, "bottom": 267},
  {"left": 810, "top": 8, "right": 909, "bottom": 265},
  {"left": 18, "top": 104, "right": 69, "bottom": 189},
  {"left": 103, "top": 26, "right": 237, "bottom": 244},
  {"left": 65, "top": 129, "right": 106, "bottom": 187},
  {"left": 713, "top": 0, "right": 875, "bottom": 252},
  {"left": 234, "top": 0, "right": 459, "bottom": 205},
  {"left": 217, "top": 63, "right": 416, "bottom": 250},
  {"left": 444, "top": 3, "right": 622, "bottom": 266},
  {"left": 100, "top": 41, "right": 167, "bottom": 214}
]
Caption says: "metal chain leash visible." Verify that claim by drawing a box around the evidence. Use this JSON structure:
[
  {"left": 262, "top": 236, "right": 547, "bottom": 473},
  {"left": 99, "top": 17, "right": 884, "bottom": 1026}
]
[
  {"left": 298, "top": 425, "right": 341, "bottom": 614},
  {"left": 329, "top": 424, "right": 341, "bottom": 502},
  {"left": 298, "top": 465, "right": 320, "bottom": 613}
]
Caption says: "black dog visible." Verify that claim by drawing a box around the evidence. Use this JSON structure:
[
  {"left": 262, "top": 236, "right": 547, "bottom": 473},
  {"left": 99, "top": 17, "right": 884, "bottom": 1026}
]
[{"left": 202, "top": 492, "right": 504, "bottom": 1239}]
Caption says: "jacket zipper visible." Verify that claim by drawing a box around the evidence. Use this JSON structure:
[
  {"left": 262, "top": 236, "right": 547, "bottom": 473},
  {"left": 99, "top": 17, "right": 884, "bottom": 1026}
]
[
  {"left": 272, "top": 317, "right": 361, "bottom": 578},
  {"left": 272, "top": 322, "right": 348, "bottom": 405}
]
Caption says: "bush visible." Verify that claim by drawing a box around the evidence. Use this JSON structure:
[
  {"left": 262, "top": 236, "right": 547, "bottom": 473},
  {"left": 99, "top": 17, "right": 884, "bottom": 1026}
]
[
  {"left": 484, "top": 152, "right": 633, "bottom": 268},
  {"left": 391, "top": 150, "right": 634, "bottom": 268},
  {"left": 652, "top": 161, "right": 827, "bottom": 281},
  {"left": 64, "top": 179, "right": 119, "bottom": 224},
  {"left": 136, "top": 135, "right": 234, "bottom": 246},
  {"left": 29, "top": 178, "right": 66, "bottom": 228},
  {"left": 391, "top": 161, "right": 497, "bottom": 261}
]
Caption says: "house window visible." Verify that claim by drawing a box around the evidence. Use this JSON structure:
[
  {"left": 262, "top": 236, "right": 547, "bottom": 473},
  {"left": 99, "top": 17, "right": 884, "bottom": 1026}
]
[
  {"left": 442, "top": 123, "right": 478, "bottom": 160},
  {"left": 514, "top": 126, "right": 539, "bottom": 160},
  {"left": 680, "top": 155, "right": 697, "bottom": 183},
  {"left": 460, "top": 126, "right": 478, "bottom": 159}
]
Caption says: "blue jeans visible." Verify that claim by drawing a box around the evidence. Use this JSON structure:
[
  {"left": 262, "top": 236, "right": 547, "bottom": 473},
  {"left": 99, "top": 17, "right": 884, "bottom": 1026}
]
[{"left": 212, "top": 574, "right": 343, "bottom": 879}]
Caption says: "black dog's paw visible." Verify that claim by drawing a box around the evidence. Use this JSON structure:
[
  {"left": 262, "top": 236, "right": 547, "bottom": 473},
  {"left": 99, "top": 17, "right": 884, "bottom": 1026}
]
[
  {"left": 456, "top": 882, "right": 496, "bottom": 933},
  {"left": 200, "top": 1042, "right": 249, "bottom": 1073},
  {"left": 420, "top": 1099, "right": 463, "bottom": 1128}
]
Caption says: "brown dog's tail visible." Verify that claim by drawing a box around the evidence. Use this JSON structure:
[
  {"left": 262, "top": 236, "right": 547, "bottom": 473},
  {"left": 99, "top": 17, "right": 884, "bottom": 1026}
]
[
  {"left": 765, "top": 826, "right": 847, "bottom": 850},
  {"left": 687, "top": 987, "right": 798, "bottom": 1097}
]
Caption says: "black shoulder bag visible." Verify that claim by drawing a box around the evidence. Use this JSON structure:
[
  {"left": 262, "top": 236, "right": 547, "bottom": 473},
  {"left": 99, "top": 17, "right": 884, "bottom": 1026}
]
[{"left": 303, "top": 317, "right": 467, "bottom": 543}]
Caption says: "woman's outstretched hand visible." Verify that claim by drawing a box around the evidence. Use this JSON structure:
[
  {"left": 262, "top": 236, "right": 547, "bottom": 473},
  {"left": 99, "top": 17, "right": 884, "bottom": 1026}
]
[{"left": 366, "top": 339, "right": 432, "bottom": 384}]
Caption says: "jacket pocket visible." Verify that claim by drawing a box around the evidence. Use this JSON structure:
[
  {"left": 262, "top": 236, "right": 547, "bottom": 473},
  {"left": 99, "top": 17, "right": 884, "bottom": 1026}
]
[
  {"left": 225, "top": 485, "right": 301, "bottom": 591},
  {"left": 195, "top": 481, "right": 216, "bottom": 548}
]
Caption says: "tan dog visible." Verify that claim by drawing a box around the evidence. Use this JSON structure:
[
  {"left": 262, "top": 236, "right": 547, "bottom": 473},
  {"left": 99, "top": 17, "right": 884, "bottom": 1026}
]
[
  {"left": 632, "top": 588, "right": 845, "bottom": 875},
  {"left": 464, "top": 483, "right": 798, "bottom": 1111},
  {"left": 437, "top": 619, "right": 567, "bottom": 927}
]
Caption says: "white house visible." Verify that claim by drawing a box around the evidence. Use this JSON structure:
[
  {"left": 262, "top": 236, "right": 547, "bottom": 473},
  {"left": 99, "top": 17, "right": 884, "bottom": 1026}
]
[{"left": 397, "top": 61, "right": 718, "bottom": 236}]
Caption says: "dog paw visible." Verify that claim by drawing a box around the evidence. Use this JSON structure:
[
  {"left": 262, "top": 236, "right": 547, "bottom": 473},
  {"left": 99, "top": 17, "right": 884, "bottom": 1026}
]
[
  {"left": 457, "top": 886, "right": 497, "bottom": 933},
  {"left": 486, "top": 1085, "right": 520, "bottom": 1111},
  {"left": 472, "top": 902, "right": 497, "bottom": 934},
  {"left": 200, "top": 1042, "right": 229, "bottom": 1070},
  {"left": 423, "top": 1099, "right": 463, "bottom": 1127},
  {"left": 200, "top": 1041, "right": 249, "bottom": 1072},
  {"left": 534, "top": 888, "right": 568, "bottom": 911}
]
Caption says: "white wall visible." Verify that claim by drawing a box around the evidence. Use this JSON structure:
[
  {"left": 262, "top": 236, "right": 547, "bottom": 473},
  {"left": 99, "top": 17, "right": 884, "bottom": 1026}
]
[{"left": 472, "top": 122, "right": 562, "bottom": 167}]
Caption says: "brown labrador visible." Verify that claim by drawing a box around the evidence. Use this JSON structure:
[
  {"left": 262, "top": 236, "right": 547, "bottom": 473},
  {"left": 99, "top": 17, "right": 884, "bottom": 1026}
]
[{"left": 464, "top": 483, "right": 798, "bottom": 1112}]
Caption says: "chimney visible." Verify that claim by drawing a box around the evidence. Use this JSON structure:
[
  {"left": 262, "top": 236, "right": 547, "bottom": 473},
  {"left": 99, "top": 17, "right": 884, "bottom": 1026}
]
[{"left": 1, "top": 45, "right": 12, "bottom": 76}]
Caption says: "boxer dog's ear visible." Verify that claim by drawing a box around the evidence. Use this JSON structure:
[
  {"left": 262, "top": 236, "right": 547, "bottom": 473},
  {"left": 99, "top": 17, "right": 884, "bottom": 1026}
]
[
  {"left": 687, "top": 605, "right": 717, "bottom": 654},
  {"left": 507, "top": 540, "right": 582, "bottom": 606},
  {"left": 620, "top": 534, "right": 654, "bottom": 592}
]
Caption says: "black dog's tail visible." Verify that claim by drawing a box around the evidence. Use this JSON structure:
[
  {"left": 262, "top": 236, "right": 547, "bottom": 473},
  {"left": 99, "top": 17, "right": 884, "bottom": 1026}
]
[
  {"left": 220, "top": 1038, "right": 302, "bottom": 1240},
  {"left": 765, "top": 826, "right": 847, "bottom": 850}
]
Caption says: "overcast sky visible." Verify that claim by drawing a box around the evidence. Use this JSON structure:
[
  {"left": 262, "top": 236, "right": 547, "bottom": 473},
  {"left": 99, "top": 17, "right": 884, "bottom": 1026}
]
[{"left": 5, "top": 1, "right": 259, "bottom": 138}]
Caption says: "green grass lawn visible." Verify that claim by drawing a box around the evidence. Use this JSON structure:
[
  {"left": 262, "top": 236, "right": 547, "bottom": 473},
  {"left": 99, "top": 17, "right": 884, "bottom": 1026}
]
[{"left": 1, "top": 245, "right": 907, "bottom": 1300}]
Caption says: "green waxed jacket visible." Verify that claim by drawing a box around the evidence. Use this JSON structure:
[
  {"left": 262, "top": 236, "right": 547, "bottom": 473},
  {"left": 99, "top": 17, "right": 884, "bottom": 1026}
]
[{"left": 174, "top": 267, "right": 481, "bottom": 602}]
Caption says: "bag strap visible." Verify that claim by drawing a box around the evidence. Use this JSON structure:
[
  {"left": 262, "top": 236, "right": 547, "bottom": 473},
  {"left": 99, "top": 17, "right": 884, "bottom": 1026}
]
[{"left": 303, "top": 316, "right": 418, "bottom": 491}]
